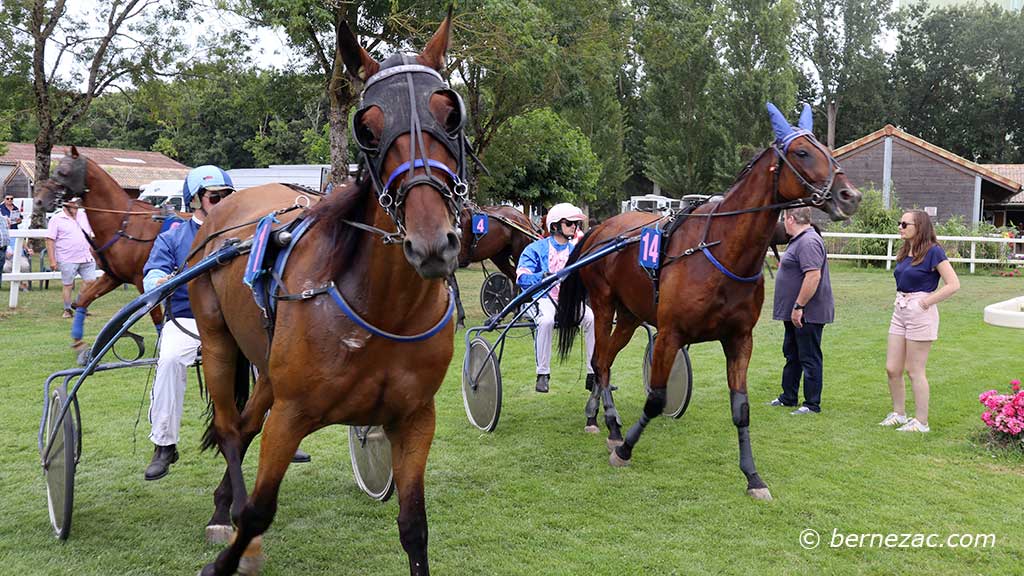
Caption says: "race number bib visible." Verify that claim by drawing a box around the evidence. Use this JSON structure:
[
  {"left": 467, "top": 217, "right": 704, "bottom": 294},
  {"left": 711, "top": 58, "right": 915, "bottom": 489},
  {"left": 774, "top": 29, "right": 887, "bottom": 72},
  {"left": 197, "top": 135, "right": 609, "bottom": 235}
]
[
  {"left": 472, "top": 214, "right": 489, "bottom": 235},
  {"left": 638, "top": 227, "right": 661, "bottom": 270}
]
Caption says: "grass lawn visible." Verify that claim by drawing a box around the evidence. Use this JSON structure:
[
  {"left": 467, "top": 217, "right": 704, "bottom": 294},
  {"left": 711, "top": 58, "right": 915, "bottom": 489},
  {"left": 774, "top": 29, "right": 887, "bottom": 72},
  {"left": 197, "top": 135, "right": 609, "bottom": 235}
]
[{"left": 1, "top": 264, "right": 1022, "bottom": 575}]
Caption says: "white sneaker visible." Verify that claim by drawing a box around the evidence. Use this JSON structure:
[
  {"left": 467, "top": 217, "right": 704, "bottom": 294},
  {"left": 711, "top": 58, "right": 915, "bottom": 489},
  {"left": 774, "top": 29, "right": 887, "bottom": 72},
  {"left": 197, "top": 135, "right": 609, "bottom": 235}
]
[
  {"left": 896, "top": 418, "right": 930, "bottom": 433},
  {"left": 878, "top": 412, "right": 908, "bottom": 427}
]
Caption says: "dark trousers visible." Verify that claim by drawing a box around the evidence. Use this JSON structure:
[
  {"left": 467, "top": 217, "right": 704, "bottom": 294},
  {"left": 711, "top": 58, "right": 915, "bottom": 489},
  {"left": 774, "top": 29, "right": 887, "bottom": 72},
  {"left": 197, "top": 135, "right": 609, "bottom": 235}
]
[{"left": 778, "top": 321, "right": 824, "bottom": 412}]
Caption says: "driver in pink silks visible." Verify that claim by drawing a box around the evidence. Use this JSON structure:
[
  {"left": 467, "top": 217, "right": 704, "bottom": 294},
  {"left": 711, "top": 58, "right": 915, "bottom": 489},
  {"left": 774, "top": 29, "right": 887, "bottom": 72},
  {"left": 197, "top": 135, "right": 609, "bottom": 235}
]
[{"left": 516, "top": 203, "right": 595, "bottom": 393}]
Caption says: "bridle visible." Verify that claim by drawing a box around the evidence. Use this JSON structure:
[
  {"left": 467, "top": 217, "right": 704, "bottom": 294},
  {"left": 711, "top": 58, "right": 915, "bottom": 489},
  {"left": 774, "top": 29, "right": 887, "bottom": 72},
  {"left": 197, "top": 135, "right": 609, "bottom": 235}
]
[
  {"left": 47, "top": 155, "right": 89, "bottom": 208},
  {"left": 769, "top": 130, "right": 844, "bottom": 210},
  {"left": 353, "top": 57, "right": 469, "bottom": 238}
]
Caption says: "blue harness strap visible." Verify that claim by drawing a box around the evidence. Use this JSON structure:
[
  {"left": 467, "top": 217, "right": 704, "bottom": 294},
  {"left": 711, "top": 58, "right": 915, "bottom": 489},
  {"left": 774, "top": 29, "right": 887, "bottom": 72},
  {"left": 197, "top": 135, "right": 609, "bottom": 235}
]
[
  {"left": 244, "top": 213, "right": 279, "bottom": 290},
  {"left": 701, "top": 247, "right": 763, "bottom": 283}
]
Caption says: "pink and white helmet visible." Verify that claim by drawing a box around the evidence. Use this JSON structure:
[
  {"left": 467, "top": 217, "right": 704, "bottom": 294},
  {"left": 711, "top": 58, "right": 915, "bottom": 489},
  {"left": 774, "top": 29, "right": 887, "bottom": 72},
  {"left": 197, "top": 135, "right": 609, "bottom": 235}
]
[{"left": 546, "top": 202, "right": 586, "bottom": 230}]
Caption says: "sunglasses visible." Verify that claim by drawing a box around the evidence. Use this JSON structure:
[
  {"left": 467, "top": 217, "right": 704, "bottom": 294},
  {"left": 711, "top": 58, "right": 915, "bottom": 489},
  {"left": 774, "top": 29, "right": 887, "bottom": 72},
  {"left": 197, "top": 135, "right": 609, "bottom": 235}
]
[
  {"left": 204, "top": 191, "right": 232, "bottom": 205},
  {"left": 898, "top": 221, "right": 915, "bottom": 229},
  {"left": 561, "top": 220, "right": 580, "bottom": 228},
  {"left": 3, "top": 197, "right": 13, "bottom": 201}
]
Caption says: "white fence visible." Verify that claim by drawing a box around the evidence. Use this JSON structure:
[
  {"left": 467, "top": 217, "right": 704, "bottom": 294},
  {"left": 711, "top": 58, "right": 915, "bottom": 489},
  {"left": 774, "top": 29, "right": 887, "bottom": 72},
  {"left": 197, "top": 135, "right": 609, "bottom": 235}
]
[
  {"left": 5, "top": 229, "right": 63, "bottom": 308},
  {"left": 817, "top": 232, "right": 1024, "bottom": 274},
  {"left": 4, "top": 229, "right": 1022, "bottom": 309}
]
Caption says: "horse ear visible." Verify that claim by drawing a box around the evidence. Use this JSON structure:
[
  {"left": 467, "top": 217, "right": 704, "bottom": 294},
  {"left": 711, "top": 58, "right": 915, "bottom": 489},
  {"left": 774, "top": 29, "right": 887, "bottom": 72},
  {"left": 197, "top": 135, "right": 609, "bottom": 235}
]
[
  {"left": 797, "top": 103, "right": 813, "bottom": 132},
  {"left": 419, "top": 9, "right": 453, "bottom": 72},
  {"left": 70, "top": 145, "right": 79, "bottom": 159},
  {"left": 337, "top": 20, "right": 380, "bottom": 82},
  {"left": 765, "top": 102, "right": 793, "bottom": 142}
]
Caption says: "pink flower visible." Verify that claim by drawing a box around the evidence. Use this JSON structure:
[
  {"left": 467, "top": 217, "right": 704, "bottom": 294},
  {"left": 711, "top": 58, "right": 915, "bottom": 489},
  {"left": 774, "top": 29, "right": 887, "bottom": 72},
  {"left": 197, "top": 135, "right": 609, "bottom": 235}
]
[{"left": 1013, "top": 380, "right": 1021, "bottom": 392}]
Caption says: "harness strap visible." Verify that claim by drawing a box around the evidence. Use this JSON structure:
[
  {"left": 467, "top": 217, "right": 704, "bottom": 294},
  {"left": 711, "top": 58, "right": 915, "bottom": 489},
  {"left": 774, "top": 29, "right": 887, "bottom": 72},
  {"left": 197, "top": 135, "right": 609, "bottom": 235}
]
[{"left": 275, "top": 282, "right": 456, "bottom": 343}]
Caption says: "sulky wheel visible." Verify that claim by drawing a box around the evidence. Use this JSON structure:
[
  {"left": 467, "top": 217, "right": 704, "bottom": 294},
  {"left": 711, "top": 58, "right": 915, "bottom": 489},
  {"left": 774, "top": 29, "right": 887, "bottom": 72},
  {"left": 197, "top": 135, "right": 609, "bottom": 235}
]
[
  {"left": 348, "top": 425, "right": 395, "bottom": 502},
  {"left": 642, "top": 342, "right": 693, "bottom": 419},
  {"left": 43, "top": 386, "right": 77, "bottom": 540},
  {"left": 479, "top": 272, "right": 514, "bottom": 317},
  {"left": 461, "top": 336, "right": 502, "bottom": 432}
]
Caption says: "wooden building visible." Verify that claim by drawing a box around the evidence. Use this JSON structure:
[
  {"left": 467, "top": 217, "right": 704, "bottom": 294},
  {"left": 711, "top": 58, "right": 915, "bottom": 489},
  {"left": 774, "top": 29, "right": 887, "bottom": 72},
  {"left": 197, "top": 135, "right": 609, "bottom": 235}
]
[
  {"left": 834, "top": 125, "right": 1021, "bottom": 224},
  {"left": 982, "top": 165, "right": 1024, "bottom": 229},
  {"left": 0, "top": 143, "right": 189, "bottom": 200}
]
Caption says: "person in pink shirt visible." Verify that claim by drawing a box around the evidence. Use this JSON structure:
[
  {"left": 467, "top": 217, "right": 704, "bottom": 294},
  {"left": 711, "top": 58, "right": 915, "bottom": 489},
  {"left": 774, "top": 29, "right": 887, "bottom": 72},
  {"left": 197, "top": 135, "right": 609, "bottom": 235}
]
[{"left": 45, "top": 197, "right": 97, "bottom": 326}]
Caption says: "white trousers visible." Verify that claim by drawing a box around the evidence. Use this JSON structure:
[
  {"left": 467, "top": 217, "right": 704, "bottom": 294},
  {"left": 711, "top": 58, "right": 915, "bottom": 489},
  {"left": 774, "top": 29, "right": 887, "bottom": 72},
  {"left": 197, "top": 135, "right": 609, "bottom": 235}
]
[
  {"left": 149, "top": 318, "right": 200, "bottom": 447},
  {"left": 534, "top": 297, "right": 594, "bottom": 375}
]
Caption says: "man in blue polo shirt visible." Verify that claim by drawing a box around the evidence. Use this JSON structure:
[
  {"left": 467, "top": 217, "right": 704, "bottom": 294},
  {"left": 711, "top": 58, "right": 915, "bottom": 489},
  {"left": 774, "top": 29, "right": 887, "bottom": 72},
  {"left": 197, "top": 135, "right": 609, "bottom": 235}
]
[{"left": 768, "top": 206, "right": 834, "bottom": 415}]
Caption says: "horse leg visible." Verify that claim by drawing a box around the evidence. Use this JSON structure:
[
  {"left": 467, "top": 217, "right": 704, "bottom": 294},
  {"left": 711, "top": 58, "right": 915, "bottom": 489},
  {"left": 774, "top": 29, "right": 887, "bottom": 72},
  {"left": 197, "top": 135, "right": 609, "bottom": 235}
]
[
  {"left": 200, "top": 407, "right": 306, "bottom": 576},
  {"left": 206, "top": 374, "right": 274, "bottom": 544},
  {"left": 70, "top": 273, "right": 120, "bottom": 345},
  {"left": 599, "top": 307, "right": 641, "bottom": 451},
  {"left": 491, "top": 251, "right": 516, "bottom": 283},
  {"left": 584, "top": 300, "right": 615, "bottom": 434},
  {"left": 609, "top": 329, "right": 677, "bottom": 467},
  {"left": 198, "top": 335, "right": 253, "bottom": 548},
  {"left": 722, "top": 332, "right": 772, "bottom": 501},
  {"left": 447, "top": 274, "right": 465, "bottom": 328},
  {"left": 387, "top": 401, "right": 436, "bottom": 576},
  {"left": 73, "top": 271, "right": 118, "bottom": 310}
]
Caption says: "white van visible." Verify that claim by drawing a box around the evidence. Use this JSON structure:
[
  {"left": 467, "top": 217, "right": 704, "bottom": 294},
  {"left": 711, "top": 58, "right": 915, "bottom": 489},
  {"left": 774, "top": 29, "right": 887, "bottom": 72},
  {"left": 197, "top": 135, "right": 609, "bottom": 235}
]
[{"left": 139, "top": 180, "right": 185, "bottom": 211}]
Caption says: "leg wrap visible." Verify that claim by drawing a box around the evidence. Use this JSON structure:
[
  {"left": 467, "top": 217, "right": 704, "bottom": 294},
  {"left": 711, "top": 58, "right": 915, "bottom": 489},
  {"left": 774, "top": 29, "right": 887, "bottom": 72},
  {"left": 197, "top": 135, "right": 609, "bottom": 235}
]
[
  {"left": 730, "top": 390, "right": 750, "bottom": 428},
  {"left": 71, "top": 307, "right": 87, "bottom": 340},
  {"left": 730, "top": 390, "right": 763, "bottom": 487},
  {"left": 601, "top": 387, "right": 623, "bottom": 426},
  {"left": 584, "top": 385, "right": 601, "bottom": 419}
]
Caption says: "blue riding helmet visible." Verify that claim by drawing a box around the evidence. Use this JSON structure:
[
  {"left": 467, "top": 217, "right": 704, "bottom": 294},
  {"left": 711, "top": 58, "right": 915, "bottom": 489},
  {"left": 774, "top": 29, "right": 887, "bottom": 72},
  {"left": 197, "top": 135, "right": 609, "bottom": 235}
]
[{"left": 183, "top": 165, "right": 234, "bottom": 212}]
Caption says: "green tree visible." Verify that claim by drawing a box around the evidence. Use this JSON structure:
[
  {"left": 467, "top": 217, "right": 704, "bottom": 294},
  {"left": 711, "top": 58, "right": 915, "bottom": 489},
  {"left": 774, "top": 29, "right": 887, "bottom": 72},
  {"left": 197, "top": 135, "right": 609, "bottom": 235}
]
[
  {"left": 231, "top": 1, "right": 448, "bottom": 183},
  {"left": 452, "top": 0, "right": 561, "bottom": 191},
  {"left": 6, "top": 0, "right": 187, "bottom": 229},
  {"left": 637, "top": 0, "right": 724, "bottom": 195},
  {"left": 541, "top": 0, "right": 630, "bottom": 214},
  {"left": 712, "top": 0, "right": 798, "bottom": 174},
  {"left": 890, "top": 3, "right": 1024, "bottom": 163},
  {"left": 479, "top": 108, "right": 601, "bottom": 214},
  {"left": 794, "top": 0, "right": 894, "bottom": 147}
]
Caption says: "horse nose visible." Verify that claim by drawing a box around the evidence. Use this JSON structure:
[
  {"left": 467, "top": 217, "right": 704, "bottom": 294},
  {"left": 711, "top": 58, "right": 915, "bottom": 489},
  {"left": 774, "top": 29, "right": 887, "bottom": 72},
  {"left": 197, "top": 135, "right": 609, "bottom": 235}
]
[
  {"left": 837, "top": 186, "right": 861, "bottom": 205},
  {"left": 403, "top": 230, "right": 460, "bottom": 279}
]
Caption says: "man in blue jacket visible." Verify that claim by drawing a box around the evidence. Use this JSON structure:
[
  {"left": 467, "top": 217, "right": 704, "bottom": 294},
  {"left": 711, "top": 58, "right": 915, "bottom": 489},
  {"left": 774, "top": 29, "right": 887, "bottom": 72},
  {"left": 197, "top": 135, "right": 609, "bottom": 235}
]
[
  {"left": 516, "top": 203, "right": 595, "bottom": 393},
  {"left": 141, "top": 165, "right": 235, "bottom": 480}
]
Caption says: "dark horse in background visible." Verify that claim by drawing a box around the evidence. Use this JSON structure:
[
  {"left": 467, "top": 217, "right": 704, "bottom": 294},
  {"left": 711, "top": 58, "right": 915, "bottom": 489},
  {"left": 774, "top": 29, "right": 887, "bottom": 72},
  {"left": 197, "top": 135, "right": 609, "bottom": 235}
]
[
  {"left": 450, "top": 204, "right": 540, "bottom": 324},
  {"left": 192, "top": 15, "right": 462, "bottom": 575},
  {"left": 769, "top": 219, "right": 822, "bottom": 263},
  {"left": 34, "top": 148, "right": 179, "bottom": 339},
  {"left": 556, "top": 103, "right": 861, "bottom": 500}
]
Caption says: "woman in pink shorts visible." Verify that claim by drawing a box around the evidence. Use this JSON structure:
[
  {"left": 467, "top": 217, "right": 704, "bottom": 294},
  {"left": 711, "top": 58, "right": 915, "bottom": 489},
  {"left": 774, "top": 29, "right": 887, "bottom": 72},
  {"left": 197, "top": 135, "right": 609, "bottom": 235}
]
[{"left": 880, "top": 210, "right": 960, "bottom": 432}]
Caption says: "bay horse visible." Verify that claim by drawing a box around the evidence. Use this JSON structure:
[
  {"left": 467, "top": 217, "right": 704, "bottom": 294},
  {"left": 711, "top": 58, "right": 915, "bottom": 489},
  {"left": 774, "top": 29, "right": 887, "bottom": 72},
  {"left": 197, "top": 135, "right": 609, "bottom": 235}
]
[
  {"left": 193, "top": 15, "right": 464, "bottom": 575},
  {"left": 33, "top": 148, "right": 177, "bottom": 335},
  {"left": 450, "top": 204, "right": 540, "bottom": 324},
  {"left": 555, "top": 103, "right": 861, "bottom": 500}
]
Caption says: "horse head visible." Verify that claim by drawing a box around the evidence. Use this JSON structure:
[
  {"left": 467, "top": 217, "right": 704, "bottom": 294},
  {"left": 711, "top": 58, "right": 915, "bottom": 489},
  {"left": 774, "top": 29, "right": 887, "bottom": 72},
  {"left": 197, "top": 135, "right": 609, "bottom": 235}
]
[
  {"left": 338, "top": 13, "right": 465, "bottom": 279},
  {"left": 34, "top": 146, "right": 89, "bottom": 213},
  {"left": 766, "top": 103, "right": 861, "bottom": 221}
]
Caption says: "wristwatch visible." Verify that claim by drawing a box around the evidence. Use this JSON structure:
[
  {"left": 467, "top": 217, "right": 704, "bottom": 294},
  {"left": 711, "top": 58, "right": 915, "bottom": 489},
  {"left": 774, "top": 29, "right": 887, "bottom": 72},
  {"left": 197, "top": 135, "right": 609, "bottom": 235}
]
[{"left": 793, "top": 302, "right": 806, "bottom": 311}]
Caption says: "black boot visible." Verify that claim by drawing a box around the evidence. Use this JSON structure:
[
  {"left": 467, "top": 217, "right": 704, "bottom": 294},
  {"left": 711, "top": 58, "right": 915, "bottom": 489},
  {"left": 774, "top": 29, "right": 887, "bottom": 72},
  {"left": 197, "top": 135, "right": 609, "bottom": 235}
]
[
  {"left": 292, "top": 449, "right": 311, "bottom": 463},
  {"left": 585, "top": 373, "right": 596, "bottom": 391},
  {"left": 144, "top": 444, "right": 179, "bottom": 481},
  {"left": 535, "top": 374, "right": 550, "bottom": 393}
]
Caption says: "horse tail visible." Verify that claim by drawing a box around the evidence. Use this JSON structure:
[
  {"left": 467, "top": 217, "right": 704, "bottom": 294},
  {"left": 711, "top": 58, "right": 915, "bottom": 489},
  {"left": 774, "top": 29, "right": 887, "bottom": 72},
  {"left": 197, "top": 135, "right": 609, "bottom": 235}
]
[
  {"left": 200, "top": 351, "right": 252, "bottom": 453},
  {"left": 555, "top": 228, "right": 596, "bottom": 361}
]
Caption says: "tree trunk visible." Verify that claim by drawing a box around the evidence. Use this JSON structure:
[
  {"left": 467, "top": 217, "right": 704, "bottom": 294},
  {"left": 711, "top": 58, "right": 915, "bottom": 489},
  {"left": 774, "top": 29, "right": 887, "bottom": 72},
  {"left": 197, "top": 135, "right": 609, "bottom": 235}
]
[
  {"left": 826, "top": 100, "right": 837, "bottom": 150},
  {"left": 29, "top": 136, "right": 54, "bottom": 249}
]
